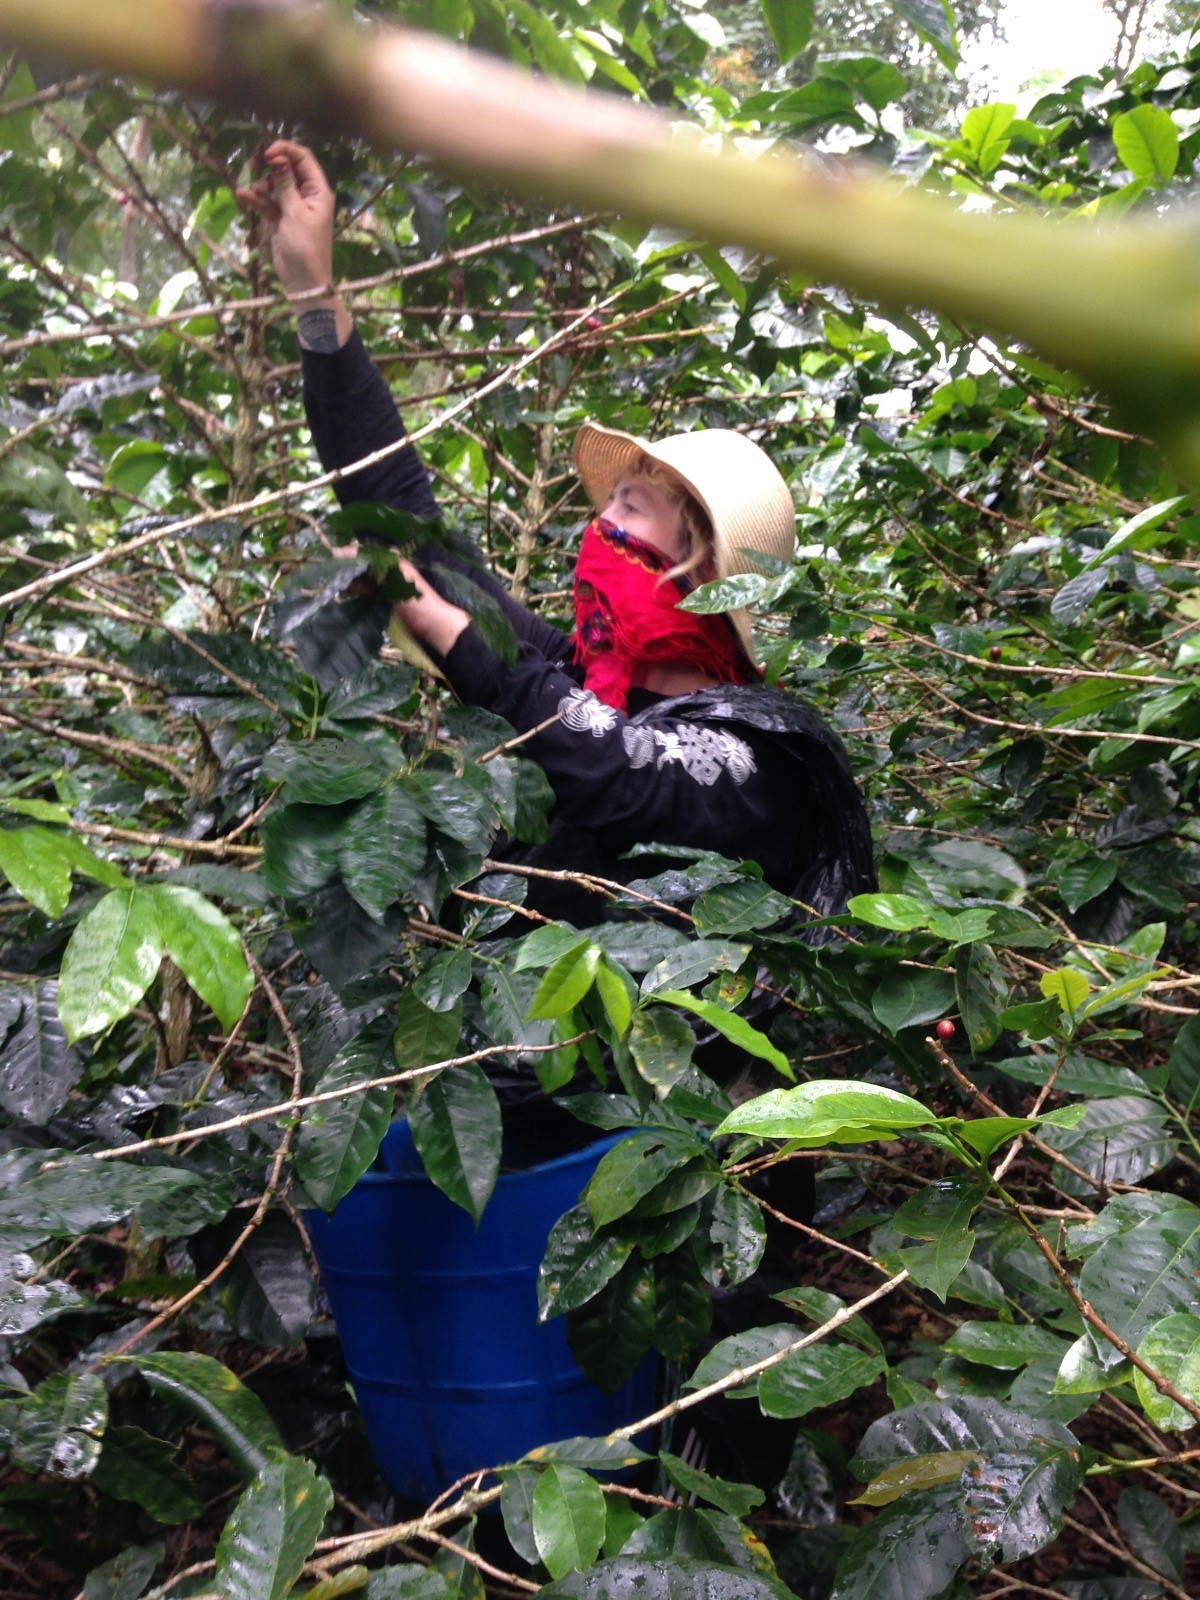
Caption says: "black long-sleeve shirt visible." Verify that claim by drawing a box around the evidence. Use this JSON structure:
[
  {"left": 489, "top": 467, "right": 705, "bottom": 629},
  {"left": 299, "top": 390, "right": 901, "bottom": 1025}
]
[{"left": 300, "top": 334, "right": 873, "bottom": 910}]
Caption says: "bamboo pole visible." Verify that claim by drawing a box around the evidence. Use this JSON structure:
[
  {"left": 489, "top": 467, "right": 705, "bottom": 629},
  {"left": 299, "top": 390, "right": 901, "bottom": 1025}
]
[{"left": 3, "top": 0, "right": 1200, "bottom": 471}]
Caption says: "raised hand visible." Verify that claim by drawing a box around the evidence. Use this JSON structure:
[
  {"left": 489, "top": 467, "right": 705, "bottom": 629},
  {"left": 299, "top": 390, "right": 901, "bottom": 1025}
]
[{"left": 238, "top": 139, "right": 336, "bottom": 303}]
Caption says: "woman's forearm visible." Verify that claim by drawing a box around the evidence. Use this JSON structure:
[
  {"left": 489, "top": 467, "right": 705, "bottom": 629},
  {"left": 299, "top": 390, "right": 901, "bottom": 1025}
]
[{"left": 393, "top": 559, "right": 471, "bottom": 656}]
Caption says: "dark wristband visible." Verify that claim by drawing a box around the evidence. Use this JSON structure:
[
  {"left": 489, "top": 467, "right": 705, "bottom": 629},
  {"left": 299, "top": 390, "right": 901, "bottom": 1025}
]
[{"left": 298, "top": 308, "right": 341, "bottom": 353}]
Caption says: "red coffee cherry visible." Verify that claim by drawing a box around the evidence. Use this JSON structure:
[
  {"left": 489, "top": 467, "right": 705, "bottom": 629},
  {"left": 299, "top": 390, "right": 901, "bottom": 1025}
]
[{"left": 936, "top": 1018, "right": 956, "bottom": 1041}]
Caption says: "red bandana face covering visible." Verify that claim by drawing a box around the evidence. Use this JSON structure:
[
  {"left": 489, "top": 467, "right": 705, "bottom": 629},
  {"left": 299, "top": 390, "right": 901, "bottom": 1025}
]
[{"left": 572, "top": 517, "right": 754, "bottom": 712}]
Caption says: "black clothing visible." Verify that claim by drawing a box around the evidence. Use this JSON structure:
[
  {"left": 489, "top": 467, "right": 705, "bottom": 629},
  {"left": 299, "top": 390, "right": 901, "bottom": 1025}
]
[
  {"left": 300, "top": 332, "right": 875, "bottom": 923},
  {"left": 301, "top": 334, "right": 874, "bottom": 1494}
]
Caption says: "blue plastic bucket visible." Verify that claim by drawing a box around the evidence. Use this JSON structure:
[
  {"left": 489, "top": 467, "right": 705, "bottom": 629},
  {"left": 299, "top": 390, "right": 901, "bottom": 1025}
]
[{"left": 308, "top": 1123, "right": 657, "bottom": 1500}]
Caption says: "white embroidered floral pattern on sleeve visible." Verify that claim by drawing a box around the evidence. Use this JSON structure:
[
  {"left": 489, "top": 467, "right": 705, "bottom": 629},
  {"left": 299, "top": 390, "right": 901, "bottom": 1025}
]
[
  {"left": 620, "top": 722, "right": 756, "bottom": 787},
  {"left": 558, "top": 687, "right": 619, "bottom": 736}
]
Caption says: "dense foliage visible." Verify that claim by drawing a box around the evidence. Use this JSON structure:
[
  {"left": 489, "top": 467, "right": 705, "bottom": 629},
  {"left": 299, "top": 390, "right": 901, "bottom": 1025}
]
[{"left": 1, "top": 3, "right": 1199, "bottom": 1598}]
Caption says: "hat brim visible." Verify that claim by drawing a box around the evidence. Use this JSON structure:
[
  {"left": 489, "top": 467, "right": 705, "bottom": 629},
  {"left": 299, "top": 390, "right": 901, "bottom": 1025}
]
[{"left": 572, "top": 422, "right": 759, "bottom": 667}]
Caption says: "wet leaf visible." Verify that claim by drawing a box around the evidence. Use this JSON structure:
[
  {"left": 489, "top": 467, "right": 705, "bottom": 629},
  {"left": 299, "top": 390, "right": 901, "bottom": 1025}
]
[
  {"left": 641, "top": 940, "right": 751, "bottom": 997},
  {"left": 214, "top": 1456, "right": 334, "bottom": 1600},
  {"left": 538, "top": 1202, "right": 634, "bottom": 1319},
  {"left": 0, "top": 1155, "right": 210, "bottom": 1249},
  {"left": 0, "top": 981, "right": 84, "bottom": 1124},
  {"left": 1133, "top": 1313, "right": 1200, "bottom": 1431},
  {"left": 500, "top": 1466, "right": 540, "bottom": 1564},
  {"left": 149, "top": 884, "right": 251, "bottom": 1030},
  {"left": 1166, "top": 1015, "right": 1200, "bottom": 1112},
  {"left": 58, "top": 886, "right": 164, "bottom": 1041},
  {"left": 685, "top": 1324, "right": 801, "bottom": 1398},
  {"left": 393, "top": 990, "right": 463, "bottom": 1077},
  {"left": 0, "top": 1371, "right": 107, "bottom": 1480},
  {"left": 691, "top": 880, "right": 791, "bottom": 935},
  {"left": 959, "top": 1434, "right": 1085, "bottom": 1567},
  {"left": 653, "top": 1250, "right": 712, "bottom": 1360},
  {"left": 830, "top": 1485, "right": 969, "bottom": 1600},
  {"left": 126, "top": 1352, "right": 284, "bottom": 1479},
  {"left": 81, "top": 1541, "right": 163, "bottom": 1600},
  {"left": 91, "top": 1426, "right": 203, "bottom": 1524},
  {"left": 261, "top": 737, "right": 386, "bottom": 805},
  {"left": 647, "top": 990, "right": 792, "bottom": 1079},
  {"left": 532, "top": 1463, "right": 606, "bottom": 1579},
  {"left": 0, "top": 1271, "right": 85, "bottom": 1337},
  {"left": 584, "top": 1130, "right": 708, "bottom": 1227},
  {"left": 851, "top": 1450, "right": 979, "bottom": 1507},
  {"left": 943, "top": 1322, "right": 1073, "bottom": 1371},
  {"left": 1040, "top": 1096, "right": 1176, "bottom": 1195},
  {"left": 296, "top": 1019, "right": 396, "bottom": 1212},
  {"left": 659, "top": 1453, "right": 764, "bottom": 1520},
  {"left": 407, "top": 1062, "right": 501, "bottom": 1223},
  {"left": 1116, "top": 1486, "right": 1184, "bottom": 1585},
  {"left": 757, "top": 1342, "right": 885, "bottom": 1419},
  {"left": 565, "top": 1257, "right": 655, "bottom": 1391},
  {"left": 630, "top": 1004, "right": 695, "bottom": 1096},
  {"left": 524, "top": 1436, "right": 651, "bottom": 1470},
  {"left": 539, "top": 1556, "right": 792, "bottom": 1599},
  {"left": 717, "top": 1080, "right": 935, "bottom": 1144},
  {"left": 694, "top": 1185, "right": 766, "bottom": 1290},
  {"left": 0, "top": 824, "right": 120, "bottom": 916}
]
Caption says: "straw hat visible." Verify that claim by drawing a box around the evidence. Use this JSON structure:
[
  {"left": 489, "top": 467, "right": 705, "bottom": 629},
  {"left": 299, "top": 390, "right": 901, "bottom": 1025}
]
[{"left": 572, "top": 421, "right": 795, "bottom": 667}]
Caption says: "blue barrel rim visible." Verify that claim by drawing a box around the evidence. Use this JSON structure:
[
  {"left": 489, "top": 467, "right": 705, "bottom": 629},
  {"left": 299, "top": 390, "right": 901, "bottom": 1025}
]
[{"left": 346, "top": 1121, "right": 634, "bottom": 1192}]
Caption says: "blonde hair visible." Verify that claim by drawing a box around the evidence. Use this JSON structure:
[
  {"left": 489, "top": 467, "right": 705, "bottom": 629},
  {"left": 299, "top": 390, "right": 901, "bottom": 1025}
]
[{"left": 626, "top": 456, "right": 713, "bottom": 588}]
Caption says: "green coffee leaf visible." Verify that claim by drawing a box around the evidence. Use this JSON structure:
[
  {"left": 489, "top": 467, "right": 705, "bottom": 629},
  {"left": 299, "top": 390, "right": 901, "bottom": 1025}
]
[
  {"left": 759, "top": 0, "right": 813, "bottom": 65},
  {"left": 583, "top": 1130, "right": 707, "bottom": 1227},
  {"left": 594, "top": 956, "right": 634, "bottom": 1038},
  {"left": 0, "top": 824, "right": 122, "bottom": 916},
  {"left": 0, "top": 1155, "right": 209, "bottom": 1249},
  {"left": 214, "top": 1456, "right": 334, "bottom": 1600},
  {"left": 1134, "top": 1314, "right": 1200, "bottom": 1431},
  {"left": 539, "top": 1558, "right": 791, "bottom": 1599},
  {"left": 149, "top": 884, "right": 251, "bottom": 1030},
  {"left": 943, "top": 1322, "right": 1073, "bottom": 1370},
  {"left": 296, "top": 1020, "right": 395, "bottom": 1212},
  {"left": 716, "top": 1079, "right": 935, "bottom": 1144},
  {"left": 647, "top": 990, "right": 792, "bottom": 1079},
  {"left": 91, "top": 1426, "right": 204, "bottom": 1524},
  {"left": 538, "top": 1202, "right": 634, "bottom": 1319},
  {"left": 338, "top": 783, "right": 427, "bottom": 920},
  {"left": 694, "top": 1185, "right": 766, "bottom": 1291},
  {"left": 58, "top": 886, "right": 165, "bottom": 1041},
  {"left": 532, "top": 1464, "right": 607, "bottom": 1580},
  {"left": 1039, "top": 968, "right": 1090, "bottom": 1017},
  {"left": 261, "top": 738, "right": 386, "bottom": 804},
  {"left": 523, "top": 1437, "right": 651, "bottom": 1470},
  {"left": 565, "top": 1257, "right": 655, "bottom": 1391},
  {"left": 1113, "top": 104, "right": 1179, "bottom": 182},
  {"left": 629, "top": 1005, "right": 695, "bottom": 1096},
  {"left": 659, "top": 1453, "right": 764, "bottom": 1520},
  {"left": 126, "top": 1352, "right": 284, "bottom": 1479},
  {"left": 528, "top": 942, "right": 600, "bottom": 1020},
  {"left": 0, "top": 981, "right": 84, "bottom": 1125},
  {"left": 406, "top": 1062, "right": 501, "bottom": 1224},
  {"left": 846, "top": 892, "right": 932, "bottom": 932},
  {"left": 0, "top": 1371, "right": 107, "bottom": 1479},
  {"left": 1076, "top": 1197, "right": 1200, "bottom": 1369},
  {"left": 871, "top": 969, "right": 956, "bottom": 1034},
  {"left": 757, "top": 1343, "right": 885, "bottom": 1419}
]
